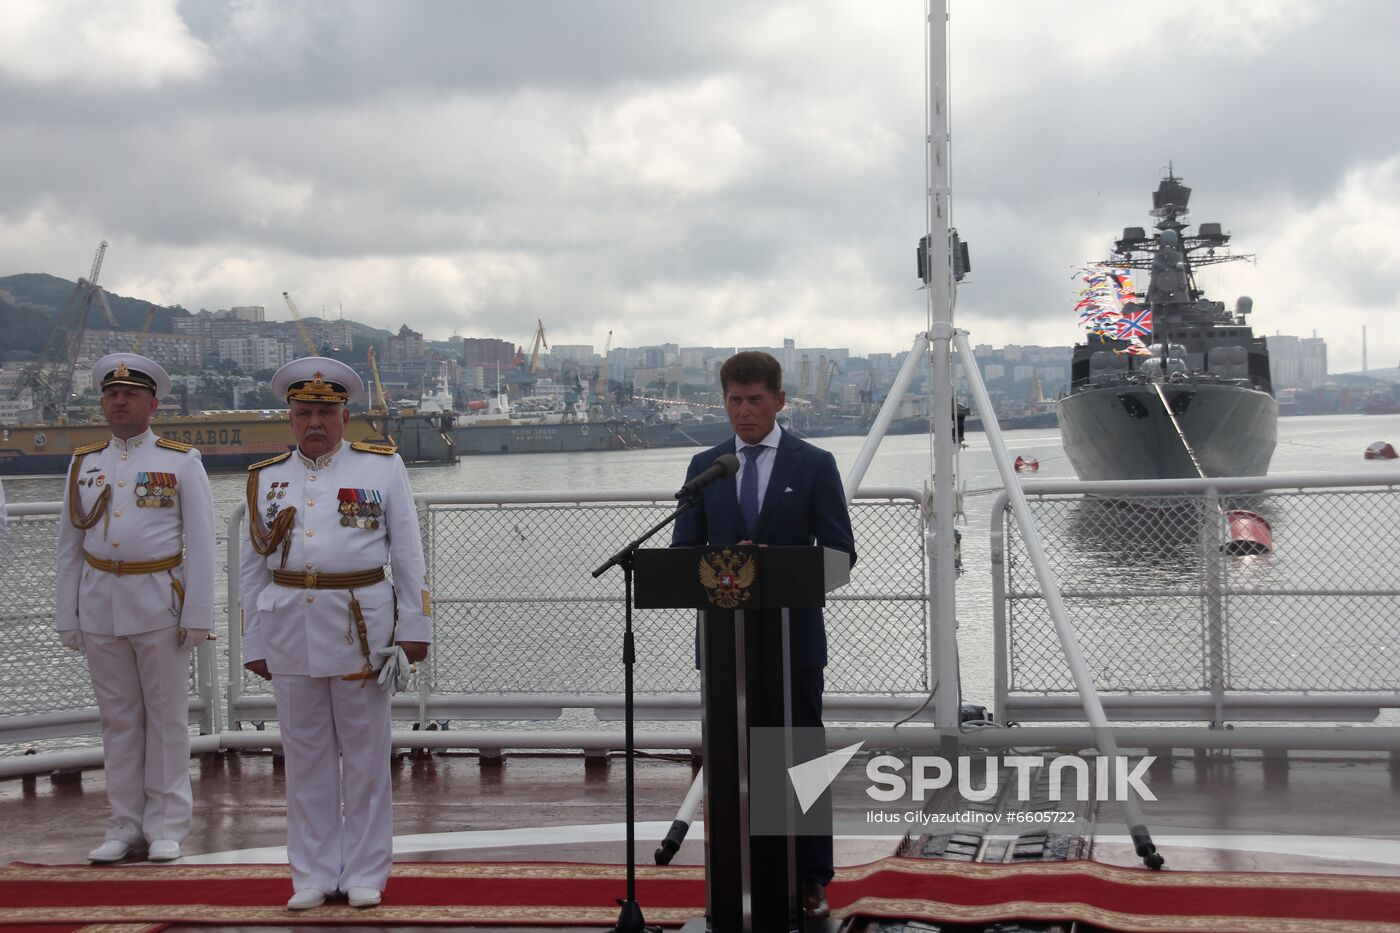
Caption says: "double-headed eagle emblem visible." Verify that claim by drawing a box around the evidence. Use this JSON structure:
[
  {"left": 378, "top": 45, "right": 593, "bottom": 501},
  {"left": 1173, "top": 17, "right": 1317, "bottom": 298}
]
[{"left": 698, "top": 548, "right": 756, "bottom": 609}]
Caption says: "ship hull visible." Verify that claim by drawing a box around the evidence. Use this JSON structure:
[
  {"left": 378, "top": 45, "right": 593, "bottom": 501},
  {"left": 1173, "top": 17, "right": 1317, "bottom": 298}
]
[
  {"left": 452, "top": 419, "right": 643, "bottom": 454},
  {"left": 1058, "top": 382, "right": 1278, "bottom": 480},
  {"left": 640, "top": 420, "right": 736, "bottom": 448}
]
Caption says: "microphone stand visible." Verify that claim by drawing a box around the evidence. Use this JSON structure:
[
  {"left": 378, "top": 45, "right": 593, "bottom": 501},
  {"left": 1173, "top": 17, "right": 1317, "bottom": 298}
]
[{"left": 591, "top": 494, "right": 697, "bottom": 933}]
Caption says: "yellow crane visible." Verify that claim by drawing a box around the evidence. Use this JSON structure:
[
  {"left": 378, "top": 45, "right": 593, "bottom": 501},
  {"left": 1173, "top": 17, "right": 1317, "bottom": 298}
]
[
  {"left": 366, "top": 345, "right": 389, "bottom": 412},
  {"left": 281, "top": 291, "right": 318, "bottom": 356},
  {"left": 526, "top": 319, "right": 547, "bottom": 373}
]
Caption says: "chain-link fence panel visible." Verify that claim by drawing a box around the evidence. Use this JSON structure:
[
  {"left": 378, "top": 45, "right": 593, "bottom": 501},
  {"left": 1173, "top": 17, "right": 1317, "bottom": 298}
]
[
  {"left": 0, "top": 505, "right": 202, "bottom": 755},
  {"left": 0, "top": 511, "right": 95, "bottom": 719},
  {"left": 235, "top": 491, "right": 929, "bottom": 702},
  {"left": 999, "top": 486, "right": 1400, "bottom": 700},
  {"left": 1222, "top": 489, "right": 1400, "bottom": 691}
]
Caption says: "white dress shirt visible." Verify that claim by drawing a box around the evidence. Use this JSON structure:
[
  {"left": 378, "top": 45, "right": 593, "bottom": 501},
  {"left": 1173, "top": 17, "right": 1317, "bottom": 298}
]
[{"left": 733, "top": 423, "right": 783, "bottom": 515}]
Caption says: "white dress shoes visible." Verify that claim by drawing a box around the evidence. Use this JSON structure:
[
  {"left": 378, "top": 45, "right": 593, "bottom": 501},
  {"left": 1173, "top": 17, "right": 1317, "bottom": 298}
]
[
  {"left": 346, "top": 886, "right": 382, "bottom": 908},
  {"left": 147, "top": 839, "right": 181, "bottom": 862},
  {"left": 286, "top": 889, "right": 326, "bottom": 910},
  {"left": 87, "top": 840, "right": 134, "bottom": 863}
]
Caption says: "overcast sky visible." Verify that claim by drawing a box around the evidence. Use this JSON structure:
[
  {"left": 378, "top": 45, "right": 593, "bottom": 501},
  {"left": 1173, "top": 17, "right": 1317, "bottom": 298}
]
[{"left": 1, "top": 0, "right": 1396, "bottom": 371}]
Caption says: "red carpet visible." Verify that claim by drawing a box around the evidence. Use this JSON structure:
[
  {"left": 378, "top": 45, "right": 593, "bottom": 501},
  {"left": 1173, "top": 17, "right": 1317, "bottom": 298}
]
[{"left": 3, "top": 858, "right": 1400, "bottom": 930}]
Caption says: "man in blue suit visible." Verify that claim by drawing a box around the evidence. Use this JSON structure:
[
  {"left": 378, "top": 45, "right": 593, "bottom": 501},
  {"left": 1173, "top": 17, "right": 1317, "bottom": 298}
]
[{"left": 672, "top": 351, "right": 856, "bottom": 921}]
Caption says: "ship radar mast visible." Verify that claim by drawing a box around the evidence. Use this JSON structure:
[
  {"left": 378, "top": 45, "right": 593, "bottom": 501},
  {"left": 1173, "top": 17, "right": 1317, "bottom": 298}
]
[{"left": 1101, "top": 166, "right": 1255, "bottom": 336}]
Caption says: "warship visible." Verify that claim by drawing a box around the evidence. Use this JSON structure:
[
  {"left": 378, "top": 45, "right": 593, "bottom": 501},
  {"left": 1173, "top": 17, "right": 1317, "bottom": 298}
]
[
  {"left": 450, "top": 387, "right": 647, "bottom": 454},
  {"left": 1058, "top": 170, "right": 1277, "bottom": 480}
]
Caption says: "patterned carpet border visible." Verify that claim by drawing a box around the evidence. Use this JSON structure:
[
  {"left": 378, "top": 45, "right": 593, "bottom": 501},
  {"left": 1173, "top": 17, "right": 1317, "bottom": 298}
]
[{"left": 3, "top": 857, "right": 1400, "bottom": 930}]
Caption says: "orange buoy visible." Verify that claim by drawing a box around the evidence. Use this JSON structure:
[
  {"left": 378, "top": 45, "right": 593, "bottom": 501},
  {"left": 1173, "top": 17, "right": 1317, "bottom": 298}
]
[
  {"left": 1364, "top": 441, "right": 1398, "bottom": 460},
  {"left": 1222, "top": 509, "right": 1273, "bottom": 555},
  {"left": 1014, "top": 455, "right": 1039, "bottom": 472}
]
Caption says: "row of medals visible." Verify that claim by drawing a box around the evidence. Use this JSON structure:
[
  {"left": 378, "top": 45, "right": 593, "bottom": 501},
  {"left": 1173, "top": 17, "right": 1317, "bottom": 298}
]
[
  {"left": 136, "top": 478, "right": 176, "bottom": 508},
  {"left": 265, "top": 481, "right": 288, "bottom": 524},
  {"left": 341, "top": 499, "right": 382, "bottom": 529}
]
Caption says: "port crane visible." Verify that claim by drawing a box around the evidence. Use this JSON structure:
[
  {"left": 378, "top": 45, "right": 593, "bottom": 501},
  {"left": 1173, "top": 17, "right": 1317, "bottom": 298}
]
[
  {"left": 281, "top": 291, "right": 319, "bottom": 356},
  {"left": 815, "top": 358, "right": 839, "bottom": 417},
  {"left": 594, "top": 329, "right": 612, "bottom": 400},
  {"left": 366, "top": 345, "right": 390, "bottom": 412},
  {"left": 10, "top": 240, "right": 118, "bottom": 422},
  {"left": 134, "top": 303, "right": 158, "bottom": 355},
  {"left": 525, "top": 319, "right": 547, "bottom": 373}
]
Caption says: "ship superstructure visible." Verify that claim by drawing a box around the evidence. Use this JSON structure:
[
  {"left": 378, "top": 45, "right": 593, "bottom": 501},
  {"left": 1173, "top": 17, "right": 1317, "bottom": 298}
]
[{"left": 1058, "top": 170, "right": 1278, "bottom": 480}]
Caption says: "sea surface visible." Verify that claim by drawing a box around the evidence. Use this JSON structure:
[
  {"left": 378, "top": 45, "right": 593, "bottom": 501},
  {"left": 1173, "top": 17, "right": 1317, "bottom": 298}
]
[{"left": 3, "top": 413, "right": 1400, "bottom": 716}]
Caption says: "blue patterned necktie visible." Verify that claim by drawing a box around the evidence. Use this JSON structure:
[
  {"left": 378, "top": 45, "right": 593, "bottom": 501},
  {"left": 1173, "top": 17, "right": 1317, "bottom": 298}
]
[{"left": 739, "top": 445, "right": 762, "bottom": 535}]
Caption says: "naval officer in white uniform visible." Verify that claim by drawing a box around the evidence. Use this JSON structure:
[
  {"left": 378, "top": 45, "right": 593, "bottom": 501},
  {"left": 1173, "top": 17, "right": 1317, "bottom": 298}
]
[
  {"left": 239, "top": 357, "right": 432, "bottom": 911},
  {"left": 54, "top": 353, "right": 216, "bottom": 863}
]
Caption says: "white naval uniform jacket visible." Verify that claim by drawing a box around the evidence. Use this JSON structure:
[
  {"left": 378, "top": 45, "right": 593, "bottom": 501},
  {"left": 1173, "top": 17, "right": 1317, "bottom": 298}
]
[
  {"left": 239, "top": 441, "right": 432, "bottom": 678},
  {"left": 54, "top": 429, "right": 216, "bottom": 637}
]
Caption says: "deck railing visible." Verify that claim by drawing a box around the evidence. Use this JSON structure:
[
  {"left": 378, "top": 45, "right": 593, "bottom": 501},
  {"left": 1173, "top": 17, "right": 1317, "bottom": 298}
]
[
  {"left": 11, "top": 472, "right": 1400, "bottom": 771},
  {"left": 991, "top": 473, "right": 1400, "bottom": 724},
  {"left": 225, "top": 488, "right": 932, "bottom": 728},
  {"left": 0, "top": 489, "right": 931, "bottom": 761}
]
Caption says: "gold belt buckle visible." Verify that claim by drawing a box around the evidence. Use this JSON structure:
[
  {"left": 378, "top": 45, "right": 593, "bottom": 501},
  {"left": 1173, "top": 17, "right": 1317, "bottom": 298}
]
[
  {"left": 304, "top": 571, "right": 317, "bottom": 589},
  {"left": 111, "top": 560, "right": 124, "bottom": 576}
]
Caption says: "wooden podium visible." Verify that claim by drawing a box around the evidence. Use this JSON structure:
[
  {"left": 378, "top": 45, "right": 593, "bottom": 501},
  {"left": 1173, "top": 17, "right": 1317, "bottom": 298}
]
[{"left": 635, "top": 546, "right": 850, "bottom": 933}]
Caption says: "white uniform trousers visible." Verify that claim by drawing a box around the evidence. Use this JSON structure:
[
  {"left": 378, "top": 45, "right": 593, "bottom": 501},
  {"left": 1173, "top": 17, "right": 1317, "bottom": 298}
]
[
  {"left": 272, "top": 674, "right": 393, "bottom": 895},
  {"left": 84, "top": 628, "right": 194, "bottom": 846}
]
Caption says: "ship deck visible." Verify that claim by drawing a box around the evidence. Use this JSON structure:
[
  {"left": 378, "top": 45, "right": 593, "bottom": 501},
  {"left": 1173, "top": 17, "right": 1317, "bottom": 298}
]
[{"left": 5, "top": 745, "right": 1400, "bottom": 932}]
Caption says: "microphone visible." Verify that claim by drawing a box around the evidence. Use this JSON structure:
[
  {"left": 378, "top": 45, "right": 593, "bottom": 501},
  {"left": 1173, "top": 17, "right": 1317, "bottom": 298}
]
[{"left": 674, "top": 453, "right": 741, "bottom": 500}]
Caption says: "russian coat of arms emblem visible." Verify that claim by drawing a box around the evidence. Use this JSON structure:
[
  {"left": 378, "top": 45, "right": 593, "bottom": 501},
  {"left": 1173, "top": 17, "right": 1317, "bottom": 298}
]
[{"left": 698, "top": 547, "right": 756, "bottom": 609}]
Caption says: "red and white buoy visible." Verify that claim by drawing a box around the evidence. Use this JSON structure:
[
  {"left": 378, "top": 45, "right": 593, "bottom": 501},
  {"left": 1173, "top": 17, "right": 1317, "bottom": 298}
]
[
  {"left": 1222, "top": 509, "right": 1273, "bottom": 555},
  {"left": 1364, "top": 441, "right": 1398, "bottom": 460},
  {"left": 1014, "top": 455, "right": 1039, "bottom": 472}
]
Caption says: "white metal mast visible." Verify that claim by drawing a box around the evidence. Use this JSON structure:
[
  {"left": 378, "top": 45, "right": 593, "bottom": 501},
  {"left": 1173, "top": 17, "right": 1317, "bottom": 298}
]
[{"left": 926, "top": 0, "right": 960, "bottom": 731}]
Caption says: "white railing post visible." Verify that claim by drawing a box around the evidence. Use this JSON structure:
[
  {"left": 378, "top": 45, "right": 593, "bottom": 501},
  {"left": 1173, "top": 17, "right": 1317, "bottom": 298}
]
[{"left": 226, "top": 504, "right": 245, "bottom": 731}]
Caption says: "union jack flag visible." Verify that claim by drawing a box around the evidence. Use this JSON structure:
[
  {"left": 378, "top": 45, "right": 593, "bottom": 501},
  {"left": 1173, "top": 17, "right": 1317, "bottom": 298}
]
[{"left": 1116, "top": 306, "right": 1153, "bottom": 340}]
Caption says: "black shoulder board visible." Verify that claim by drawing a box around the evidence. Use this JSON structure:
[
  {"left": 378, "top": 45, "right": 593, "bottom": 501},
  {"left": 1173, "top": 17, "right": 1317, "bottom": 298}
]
[
  {"left": 248, "top": 451, "right": 293, "bottom": 470},
  {"left": 350, "top": 441, "right": 398, "bottom": 455},
  {"left": 155, "top": 437, "right": 194, "bottom": 453}
]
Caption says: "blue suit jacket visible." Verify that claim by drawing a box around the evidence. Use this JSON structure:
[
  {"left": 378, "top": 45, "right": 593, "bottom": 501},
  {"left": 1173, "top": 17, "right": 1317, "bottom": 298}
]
[{"left": 671, "top": 430, "right": 857, "bottom": 669}]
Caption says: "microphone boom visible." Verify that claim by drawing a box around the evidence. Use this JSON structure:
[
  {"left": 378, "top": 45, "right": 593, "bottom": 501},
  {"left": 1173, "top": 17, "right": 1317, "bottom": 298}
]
[{"left": 674, "top": 453, "right": 741, "bottom": 500}]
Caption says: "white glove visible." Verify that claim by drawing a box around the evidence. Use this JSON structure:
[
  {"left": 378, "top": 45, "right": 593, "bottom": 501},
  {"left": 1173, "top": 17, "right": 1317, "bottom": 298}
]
[
  {"left": 58, "top": 630, "right": 84, "bottom": 653},
  {"left": 376, "top": 645, "right": 411, "bottom": 694},
  {"left": 179, "top": 627, "right": 212, "bottom": 648}
]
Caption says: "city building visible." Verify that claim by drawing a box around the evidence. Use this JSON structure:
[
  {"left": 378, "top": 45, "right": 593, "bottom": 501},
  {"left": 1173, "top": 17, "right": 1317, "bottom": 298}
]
[
  {"left": 78, "top": 330, "right": 205, "bottom": 370},
  {"left": 1266, "top": 334, "right": 1328, "bottom": 389},
  {"left": 462, "top": 337, "right": 515, "bottom": 367},
  {"left": 386, "top": 324, "right": 426, "bottom": 365}
]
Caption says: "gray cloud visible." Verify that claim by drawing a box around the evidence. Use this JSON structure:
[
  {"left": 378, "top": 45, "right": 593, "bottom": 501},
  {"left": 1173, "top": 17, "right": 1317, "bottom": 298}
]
[{"left": 1, "top": 0, "right": 1397, "bottom": 370}]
